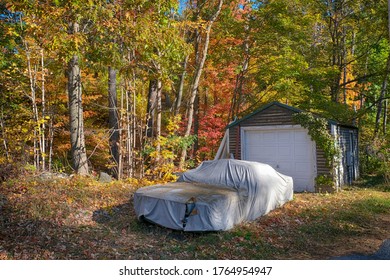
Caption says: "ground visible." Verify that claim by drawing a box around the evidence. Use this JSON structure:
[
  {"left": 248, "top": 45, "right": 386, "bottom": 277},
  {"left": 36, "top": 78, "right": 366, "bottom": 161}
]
[{"left": 0, "top": 175, "right": 389, "bottom": 260}]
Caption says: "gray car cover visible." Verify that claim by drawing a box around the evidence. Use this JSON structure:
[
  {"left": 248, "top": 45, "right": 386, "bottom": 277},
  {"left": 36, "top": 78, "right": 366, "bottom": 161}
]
[{"left": 134, "top": 159, "right": 293, "bottom": 231}]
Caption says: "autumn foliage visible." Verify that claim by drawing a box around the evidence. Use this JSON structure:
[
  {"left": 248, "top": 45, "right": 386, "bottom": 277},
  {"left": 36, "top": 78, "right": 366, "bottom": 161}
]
[{"left": 0, "top": 0, "right": 390, "bottom": 180}]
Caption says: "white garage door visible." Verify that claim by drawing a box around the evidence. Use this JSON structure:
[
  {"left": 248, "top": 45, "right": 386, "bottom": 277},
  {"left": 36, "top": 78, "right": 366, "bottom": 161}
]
[{"left": 242, "top": 126, "right": 316, "bottom": 192}]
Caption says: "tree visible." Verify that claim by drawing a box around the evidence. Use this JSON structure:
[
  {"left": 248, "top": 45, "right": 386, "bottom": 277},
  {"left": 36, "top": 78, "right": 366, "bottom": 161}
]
[
  {"left": 67, "top": 21, "right": 89, "bottom": 175},
  {"left": 375, "top": 0, "right": 390, "bottom": 136},
  {"left": 179, "top": 0, "right": 224, "bottom": 168},
  {"left": 108, "top": 67, "right": 119, "bottom": 174}
]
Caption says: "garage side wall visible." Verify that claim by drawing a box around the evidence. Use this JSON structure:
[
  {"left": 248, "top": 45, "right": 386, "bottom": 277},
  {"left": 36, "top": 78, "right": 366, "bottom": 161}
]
[{"left": 335, "top": 125, "right": 359, "bottom": 185}]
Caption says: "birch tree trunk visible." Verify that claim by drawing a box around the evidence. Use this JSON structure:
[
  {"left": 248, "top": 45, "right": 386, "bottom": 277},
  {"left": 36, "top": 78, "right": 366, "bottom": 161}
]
[
  {"left": 156, "top": 79, "right": 162, "bottom": 164},
  {"left": 174, "top": 54, "right": 189, "bottom": 115},
  {"left": 67, "top": 22, "right": 89, "bottom": 175},
  {"left": 40, "top": 48, "right": 46, "bottom": 171},
  {"left": 25, "top": 42, "right": 41, "bottom": 170},
  {"left": 179, "top": 0, "right": 224, "bottom": 169},
  {"left": 374, "top": 0, "right": 390, "bottom": 137},
  {"left": 375, "top": 54, "right": 390, "bottom": 136},
  {"left": 108, "top": 67, "right": 119, "bottom": 177},
  {"left": 0, "top": 106, "right": 9, "bottom": 161}
]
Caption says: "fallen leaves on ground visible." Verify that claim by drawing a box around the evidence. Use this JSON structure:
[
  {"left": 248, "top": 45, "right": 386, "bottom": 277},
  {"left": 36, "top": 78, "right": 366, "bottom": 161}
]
[{"left": 1, "top": 175, "right": 389, "bottom": 259}]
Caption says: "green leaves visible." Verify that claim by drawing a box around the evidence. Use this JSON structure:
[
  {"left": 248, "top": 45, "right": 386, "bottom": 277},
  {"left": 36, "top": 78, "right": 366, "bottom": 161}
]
[{"left": 293, "top": 112, "right": 341, "bottom": 168}]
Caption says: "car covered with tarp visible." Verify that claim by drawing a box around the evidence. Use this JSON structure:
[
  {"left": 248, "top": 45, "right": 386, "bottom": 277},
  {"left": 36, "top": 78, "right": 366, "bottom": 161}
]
[{"left": 133, "top": 159, "right": 293, "bottom": 231}]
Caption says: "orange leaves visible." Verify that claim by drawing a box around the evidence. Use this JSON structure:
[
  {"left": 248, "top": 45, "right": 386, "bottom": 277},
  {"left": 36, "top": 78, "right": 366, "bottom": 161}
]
[
  {"left": 340, "top": 63, "right": 361, "bottom": 109},
  {"left": 57, "top": 143, "right": 71, "bottom": 153},
  {"left": 83, "top": 110, "right": 98, "bottom": 119}
]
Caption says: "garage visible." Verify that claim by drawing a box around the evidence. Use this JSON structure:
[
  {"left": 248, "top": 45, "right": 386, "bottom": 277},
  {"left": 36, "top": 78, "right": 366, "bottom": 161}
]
[
  {"left": 242, "top": 126, "right": 316, "bottom": 192},
  {"left": 215, "top": 101, "right": 359, "bottom": 192}
]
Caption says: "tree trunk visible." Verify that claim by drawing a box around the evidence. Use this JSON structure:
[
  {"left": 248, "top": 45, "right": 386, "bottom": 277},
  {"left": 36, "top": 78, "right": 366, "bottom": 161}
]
[
  {"left": 0, "top": 106, "right": 9, "bottom": 161},
  {"left": 174, "top": 55, "right": 189, "bottom": 116},
  {"left": 40, "top": 48, "right": 46, "bottom": 171},
  {"left": 383, "top": 99, "right": 388, "bottom": 135},
  {"left": 230, "top": 29, "right": 250, "bottom": 121},
  {"left": 126, "top": 87, "right": 133, "bottom": 177},
  {"left": 67, "top": 22, "right": 89, "bottom": 175},
  {"left": 327, "top": 0, "right": 345, "bottom": 103},
  {"left": 229, "top": 1, "right": 251, "bottom": 121},
  {"left": 179, "top": 0, "right": 224, "bottom": 169},
  {"left": 342, "top": 26, "right": 347, "bottom": 105},
  {"left": 375, "top": 55, "right": 390, "bottom": 137},
  {"left": 118, "top": 86, "right": 125, "bottom": 180},
  {"left": 146, "top": 80, "right": 158, "bottom": 138},
  {"left": 48, "top": 112, "right": 54, "bottom": 172},
  {"left": 193, "top": 94, "right": 199, "bottom": 154},
  {"left": 25, "top": 42, "right": 41, "bottom": 170},
  {"left": 374, "top": 0, "right": 390, "bottom": 137},
  {"left": 108, "top": 67, "right": 119, "bottom": 177},
  {"left": 156, "top": 80, "right": 162, "bottom": 163}
]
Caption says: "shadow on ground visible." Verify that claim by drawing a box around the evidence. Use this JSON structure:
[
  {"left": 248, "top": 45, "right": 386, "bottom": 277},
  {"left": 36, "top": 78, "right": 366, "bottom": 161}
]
[
  {"left": 92, "top": 202, "right": 210, "bottom": 242},
  {"left": 333, "top": 239, "right": 390, "bottom": 260}
]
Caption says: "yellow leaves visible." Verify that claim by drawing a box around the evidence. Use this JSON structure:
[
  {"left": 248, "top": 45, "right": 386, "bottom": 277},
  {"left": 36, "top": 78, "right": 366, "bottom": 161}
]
[
  {"left": 166, "top": 115, "right": 181, "bottom": 135},
  {"left": 149, "top": 148, "right": 174, "bottom": 161},
  {"left": 66, "top": 197, "right": 74, "bottom": 205},
  {"left": 125, "top": 11, "right": 132, "bottom": 20},
  {"left": 181, "top": 18, "right": 208, "bottom": 32},
  {"left": 161, "top": 149, "right": 175, "bottom": 160},
  {"left": 21, "top": 127, "right": 29, "bottom": 134},
  {"left": 144, "top": 118, "right": 193, "bottom": 180},
  {"left": 0, "top": 157, "right": 8, "bottom": 165},
  {"left": 5, "top": 26, "right": 19, "bottom": 37}
]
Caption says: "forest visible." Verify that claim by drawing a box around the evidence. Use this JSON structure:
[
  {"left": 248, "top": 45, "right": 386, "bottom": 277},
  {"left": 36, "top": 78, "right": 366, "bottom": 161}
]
[
  {"left": 2, "top": 0, "right": 390, "bottom": 263},
  {"left": 1, "top": 0, "right": 390, "bottom": 182}
]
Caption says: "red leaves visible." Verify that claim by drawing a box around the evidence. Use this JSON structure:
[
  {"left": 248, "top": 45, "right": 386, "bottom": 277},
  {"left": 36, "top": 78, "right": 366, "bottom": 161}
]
[{"left": 197, "top": 104, "right": 229, "bottom": 159}]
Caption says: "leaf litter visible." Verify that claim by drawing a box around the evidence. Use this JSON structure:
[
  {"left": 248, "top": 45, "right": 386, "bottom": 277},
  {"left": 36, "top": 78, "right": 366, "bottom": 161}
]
[{"left": 1, "top": 175, "right": 389, "bottom": 259}]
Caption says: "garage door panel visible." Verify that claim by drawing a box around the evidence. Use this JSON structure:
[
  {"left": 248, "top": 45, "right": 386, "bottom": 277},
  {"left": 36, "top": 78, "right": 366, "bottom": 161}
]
[
  {"left": 278, "top": 162, "right": 293, "bottom": 175},
  {"left": 295, "top": 162, "right": 312, "bottom": 172},
  {"left": 247, "top": 151, "right": 275, "bottom": 160},
  {"left": 293, "top": 179, "right": 308, "bottom": 192},
  {"left": 245, "top": 132, "right": 260, "bottom": 146},
  {"left": 248, "top": 156, "right": 277, "bottom": 168},
  {"left": 247, "top": 154, "right": 275, "bottom": 165},
  {"left": 278, "top": 131, "right": 292, "bottom": 145},
  {"left": 263, "top": 131, "right": 277, "bottom": 142},
  {"left": 243, "top": 127, "right": 316, "bottom": 192},
  {"left": 279, "top": 146, "right": 293, "bottom": 158},
  {"left": 294, "top": 132, "right": 311, "bottom": 142},
  {"left": 294, "top": 148, "right": 311, "bottom": 159}
]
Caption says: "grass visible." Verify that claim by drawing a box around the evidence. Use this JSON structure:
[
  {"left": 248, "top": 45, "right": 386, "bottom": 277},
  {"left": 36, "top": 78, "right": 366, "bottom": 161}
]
[{"left": 0, "top": 174, "right": 389, "bottom": 260}]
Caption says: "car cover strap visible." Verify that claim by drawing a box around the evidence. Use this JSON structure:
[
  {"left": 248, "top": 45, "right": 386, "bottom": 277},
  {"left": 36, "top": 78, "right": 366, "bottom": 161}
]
[{"left": 182, "top": 197, "right": 197, "bottom": 229}]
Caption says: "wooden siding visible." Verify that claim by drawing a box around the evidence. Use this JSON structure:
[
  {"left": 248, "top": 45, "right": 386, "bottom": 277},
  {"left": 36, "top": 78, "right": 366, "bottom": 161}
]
[
  {"left": 316, "top": 148, "right": 331, "bottom": 176},
  {"left": 239, "top": 105, "right": 296, "bottom": 127},
  {"left": 229, "top": 125, "right": 241, "bottom": 159},
  {"left": 336, "top": 126, "right": 359, "bottom": 185}
]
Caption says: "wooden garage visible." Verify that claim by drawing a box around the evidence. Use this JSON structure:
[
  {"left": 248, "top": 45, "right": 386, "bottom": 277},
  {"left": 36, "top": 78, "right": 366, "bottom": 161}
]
[{"left": 215, "top": 102, "right": 359, "bottom": 192}]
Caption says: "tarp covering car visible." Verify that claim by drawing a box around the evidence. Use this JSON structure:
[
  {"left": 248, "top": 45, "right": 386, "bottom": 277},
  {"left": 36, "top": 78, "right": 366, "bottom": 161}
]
[{"left": 133, "top": 159, "right": 293, "bottom": 231}]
